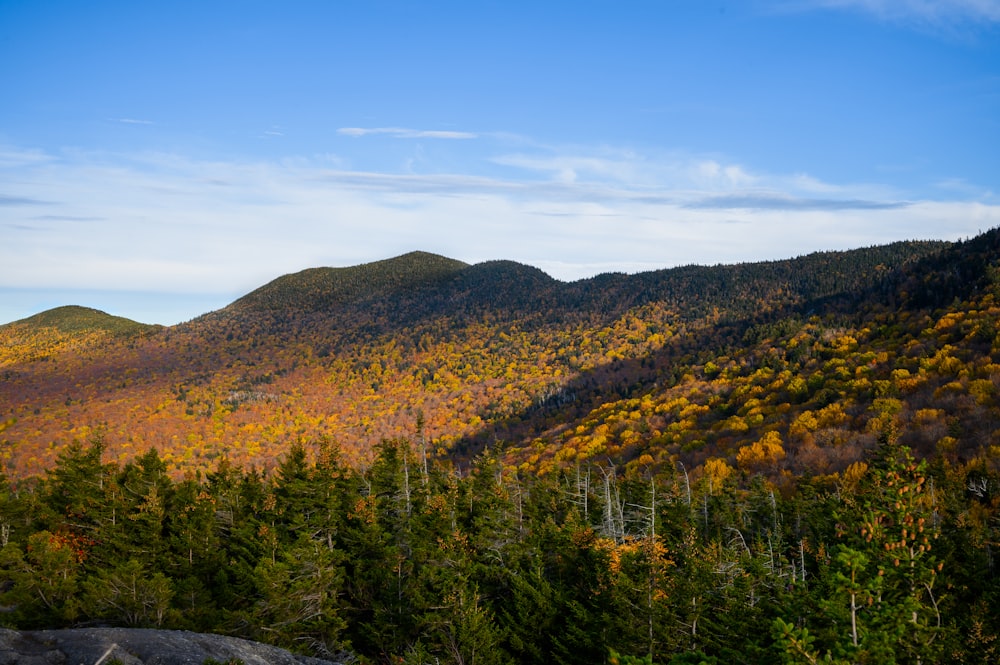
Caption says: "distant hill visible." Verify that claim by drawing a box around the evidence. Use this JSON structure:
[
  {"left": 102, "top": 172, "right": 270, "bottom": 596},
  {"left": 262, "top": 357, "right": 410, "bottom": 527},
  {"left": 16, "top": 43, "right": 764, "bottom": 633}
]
[
  {"left": 5, "top": 305, "right": 157, "bottom": 335},
  {"left": 0, "top": 305, "right": 160, "bottom": 368},
  {"left": 228, "top": 251, "right": 470, "bottom": 312},
  {"left": 1, "top": 232, "right": 996, "bottom": 482}
]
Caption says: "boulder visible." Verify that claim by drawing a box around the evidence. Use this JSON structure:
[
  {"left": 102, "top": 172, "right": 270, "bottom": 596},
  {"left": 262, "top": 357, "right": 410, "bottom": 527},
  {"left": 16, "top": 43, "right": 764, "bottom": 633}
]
[{"left": 0, "top": 628, "right": 349, "bottom": 665}]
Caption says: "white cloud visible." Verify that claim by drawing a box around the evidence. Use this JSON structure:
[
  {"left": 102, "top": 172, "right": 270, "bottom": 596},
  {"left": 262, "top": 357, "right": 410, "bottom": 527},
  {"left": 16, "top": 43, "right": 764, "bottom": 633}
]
[
  {"left": 492, "top": 153, "right": 645, "bottom": 185},
  {"left": 934, "top": 177, "right": 997, "bottom": 200},
  {"left": 0, "top": 146, "right": 53, "bottom": 168},
  {"left": 492, "top": 151, "right": 767, "bottom": 193},
  {"left": 338, "top": 127, "right": 478, "bottom": 140},
  {"left": 785, "top": 0, "right": 1000, "bottom": 28},
  {"left": 0, "top": 143, "right": 995, "bottom": 324},
  {"left": 115, "top": 118, "right": 155, "bottom": 125},
  {"left": 692, "top": 160, "right": 758, "bottom": 189}
]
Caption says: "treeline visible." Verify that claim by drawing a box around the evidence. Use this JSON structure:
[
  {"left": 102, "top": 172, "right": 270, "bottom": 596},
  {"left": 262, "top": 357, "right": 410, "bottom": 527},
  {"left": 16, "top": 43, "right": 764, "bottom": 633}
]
[{"left": 2, "top": 434, "right": 999, "bottom": 664}]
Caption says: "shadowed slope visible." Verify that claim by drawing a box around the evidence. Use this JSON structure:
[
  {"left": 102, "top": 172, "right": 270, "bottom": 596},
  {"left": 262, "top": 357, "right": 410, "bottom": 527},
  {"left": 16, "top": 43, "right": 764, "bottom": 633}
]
[
  {"left": 0, "top": 237, "right": 977, "bottom": 479},
  {"left": 227, "top": 251, "right": 470, "bottom": 313}
]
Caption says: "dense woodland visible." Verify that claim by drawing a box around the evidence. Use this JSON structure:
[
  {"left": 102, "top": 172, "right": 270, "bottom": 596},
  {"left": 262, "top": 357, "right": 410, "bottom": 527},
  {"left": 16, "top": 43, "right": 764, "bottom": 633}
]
[
  {"left": 1, "top": 432, "right": 999, "bottom": 664},
  {"left": 0, "top": 240, "right": 958, "bottom": 478},
  {"left": 2, "top": 229, "right": 1000, "bottom": 662}
]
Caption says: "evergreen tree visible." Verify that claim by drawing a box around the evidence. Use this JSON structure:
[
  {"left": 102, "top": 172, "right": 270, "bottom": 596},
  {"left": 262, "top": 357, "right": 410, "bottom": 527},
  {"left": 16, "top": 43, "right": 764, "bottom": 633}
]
[
  {"left": 253, "top": 534, "right": 348, "bottom": 657},
  {"left": 82, "top": 558, "right": 174, "bottom": 627}
]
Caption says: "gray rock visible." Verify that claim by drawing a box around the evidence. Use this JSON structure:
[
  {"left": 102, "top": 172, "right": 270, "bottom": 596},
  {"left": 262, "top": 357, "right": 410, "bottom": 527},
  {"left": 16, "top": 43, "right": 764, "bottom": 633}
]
[{"left": 0, "top": 628, "right": 351, "bottom": 665}]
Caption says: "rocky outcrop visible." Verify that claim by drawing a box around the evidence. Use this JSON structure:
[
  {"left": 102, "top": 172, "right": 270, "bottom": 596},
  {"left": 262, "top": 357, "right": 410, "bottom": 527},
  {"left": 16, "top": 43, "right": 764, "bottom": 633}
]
[{"left": 0, "top": 627, "right": 350, "bottom": 665}]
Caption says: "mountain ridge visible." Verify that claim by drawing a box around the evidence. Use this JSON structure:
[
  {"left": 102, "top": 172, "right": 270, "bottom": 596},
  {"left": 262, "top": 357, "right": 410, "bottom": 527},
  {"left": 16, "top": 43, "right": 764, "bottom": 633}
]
[
  {"left": 0, "top": 233, "right": 991, "bottom": 481},
  {"left": 5, "top": 240, "right": 947, "bottom": 329},
  {"left": 226, "top": 250, "right": 470, "bottom": 313},
  {"left": 2, "top": 233, "right": 998, "bottom": 665}
]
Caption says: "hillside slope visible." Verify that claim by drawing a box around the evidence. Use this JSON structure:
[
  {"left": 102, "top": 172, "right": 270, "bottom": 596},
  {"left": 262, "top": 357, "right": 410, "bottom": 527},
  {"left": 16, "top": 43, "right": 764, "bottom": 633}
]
[
  {"left": 0, "top": 235, "right": 985, "bottom": 480},
  {"left": 228, "top": 251, "right": 470, "bottom": 313},
  {"left": 0, "top": 306, "right": 159, "bottom": 367}
]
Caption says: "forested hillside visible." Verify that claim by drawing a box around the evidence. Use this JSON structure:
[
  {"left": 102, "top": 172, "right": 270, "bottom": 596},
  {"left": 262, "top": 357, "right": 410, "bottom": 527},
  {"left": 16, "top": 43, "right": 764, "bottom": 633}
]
[
  {"left": 0, "top": 240, "right": 954, "bottom": 479},
  {"left": 0, "top": 427, "right": 998, "bottom": 664},
  {"left": 3, "top": 231, "right": 1000, "bottom": 663}
]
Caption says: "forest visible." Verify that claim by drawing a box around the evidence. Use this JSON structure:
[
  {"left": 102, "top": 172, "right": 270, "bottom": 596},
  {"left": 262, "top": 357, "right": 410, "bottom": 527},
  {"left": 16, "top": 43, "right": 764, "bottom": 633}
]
[
  {"left": 1, "top": 430, "right": 998, "bottom": 664},
  {"left": 2, "top": 229, "right": 1000, "bottom": 662},
  {"left": 0, "top": 240, "right": 964, "bottom": 479}
]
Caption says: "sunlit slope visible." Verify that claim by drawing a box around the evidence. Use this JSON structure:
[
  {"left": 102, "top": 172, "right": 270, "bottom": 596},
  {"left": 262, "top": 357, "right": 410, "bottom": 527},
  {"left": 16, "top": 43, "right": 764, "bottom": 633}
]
[
  {"left": 495, "top": 232, "right": 1000, "bottom": 479},
  {"left": 0, "top": 306, "right": 160, "bottom": 367},
  {"left": 0, "top": 238, "right": 968, "bottom": 479}
]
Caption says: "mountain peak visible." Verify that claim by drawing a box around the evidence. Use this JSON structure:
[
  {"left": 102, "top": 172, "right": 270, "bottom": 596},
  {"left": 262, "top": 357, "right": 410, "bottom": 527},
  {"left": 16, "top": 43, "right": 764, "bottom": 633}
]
[
  {"left": 228, "top": 251, "right": 470, "bottom": 313},
  {"left": 4, "top": 305, "right": 156, "bottom": 335}
]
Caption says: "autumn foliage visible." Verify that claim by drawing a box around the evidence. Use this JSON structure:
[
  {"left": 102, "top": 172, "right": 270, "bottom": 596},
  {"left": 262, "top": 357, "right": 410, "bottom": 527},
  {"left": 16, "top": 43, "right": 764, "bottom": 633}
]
[{"left": 1, "top": 232, "right": 1000, "bottom": 662}]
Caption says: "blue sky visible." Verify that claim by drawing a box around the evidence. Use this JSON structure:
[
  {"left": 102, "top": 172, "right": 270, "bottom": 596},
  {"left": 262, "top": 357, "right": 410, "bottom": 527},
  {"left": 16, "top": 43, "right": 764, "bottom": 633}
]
[{"left": 1, "top": 0, "right": 998, "bottom": 325}]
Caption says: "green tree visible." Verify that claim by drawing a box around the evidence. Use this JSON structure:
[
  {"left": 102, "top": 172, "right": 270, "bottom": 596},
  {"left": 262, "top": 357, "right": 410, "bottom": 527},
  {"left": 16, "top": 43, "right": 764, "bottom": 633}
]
[
  {"left": 849, "top": 443, "right": 947, "bottom": 663},
  {"left": 100, "top": 448, "right": 173, "bottom": 568},
  {"left": 342, "top": 439, "right": 423, "bottom": 660},
  {"left": 41, "top": 436, "right": 110, "bottom": 540},
  {"left": 253, "top": 535, "right": 347, "bottom": 657},
  {"left": 82, "top": 558, "right": 174, "bottom": 626},
  {"left": 0, "top": 531, "right": 82, "bottom": 626},
  {"left": 777, "top": 443, "right": 950, "bottom": 664}
]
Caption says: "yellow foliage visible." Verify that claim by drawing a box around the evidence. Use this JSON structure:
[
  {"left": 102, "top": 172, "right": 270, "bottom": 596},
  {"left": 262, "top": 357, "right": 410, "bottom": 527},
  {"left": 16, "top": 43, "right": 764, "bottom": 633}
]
[
  {"left": 934, "top": 381, "right": 965, "bottom": 398},
  {"left": 580, "top": 436, "right": 608, "bottom": 459},
  {"left": 891, "top": 368, "right": 911, "bottom": 382},
  {"left": 873, "top": 397, "right": 903, "bottom": 415},
  {"left": 554, "top": 447, "right": 577, "bottom": 462},
  {"left": 787, "top": 376, "right": 808, "bottom": 398},
  {"left": 913, "top": 408, "right": 944, "bottom": 425},
  {"left": 969, "top": 379, "right": 995, "bottom": 405},
  {"left": 721, "top": 416, "right": 749, "bottom": 433},
  {"left": 607, "top": 536, "right": 673, "bottom": 577},
  {"left": 703, "top": 457, "right": 734, "bottom": 491},
  {"left": 736, "top": 431, "right": 785, "bottom": 471},
  {"left": 936, "top": 436, "right": 958, "bottom": 456},
  {"left": 816, "top": 402, "right": 849, "bottom": 428},
  {"left": 934, "top": 311, "right": 964, "bottom": 330},
  {"left": 840, "top": 461, "right": 868, "bottom": 493},
  {"left": 833, "top": 334, "right": 859, "bottom": 353},
  {"left": 680, "top": 403, "right": 710, "bottom": 419},
  {"left": 790, "top": 411, "right": 819, "bottom": 438}
]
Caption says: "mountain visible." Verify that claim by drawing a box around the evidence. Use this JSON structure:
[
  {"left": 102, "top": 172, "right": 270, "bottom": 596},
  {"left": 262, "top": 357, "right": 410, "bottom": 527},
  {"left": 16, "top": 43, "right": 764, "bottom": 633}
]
[
  {"left": 0, "top": 305, "right": 160, "bottom": 367},
  {"left": 6, "top": 305, "right": 157, "bottom": 335},
  {"left": 4, "top": 234, "right": 1000, "bottom": 665},
  {"left": 1, "top": 233, "right": 995, "bottom": 482},
  {"left": 227, "top": 251, "right": 470, "bottom": 313}
]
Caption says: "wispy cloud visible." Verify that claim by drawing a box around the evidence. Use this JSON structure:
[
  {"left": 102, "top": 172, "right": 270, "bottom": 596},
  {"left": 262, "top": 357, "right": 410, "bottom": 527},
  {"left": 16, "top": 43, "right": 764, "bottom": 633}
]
[
  {"left": 492, "top": 151, "right": 762, "bottom": 191},
  {"left": 934, "top": 177, "right": 997, "bottom": 200},
  {"left": 338, "top": 127, "right": 478, "bottom": 140},
  {"left": 0, "top": 147, "right": 53, "bottom": 168},
  {"left": 115, "top": 118, "right": 155, "bottom": 125},
  {"left": 31, "top": 215, "right": 105, "bottom": 222},
  {"left": 784, "top": 0, "right": 1000, "bottom": 29},
  {"left": 0, "top": 142, "right": 995, "bottom": 325},
  {"left": 685, "top": 193, "right": 910, "bottom": 211},
  {"left": 0, "top": 195, "right": 51, "bottom": 206},
  {"left": 492, "top": 153, "right": 644, "bottom": 185}
]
